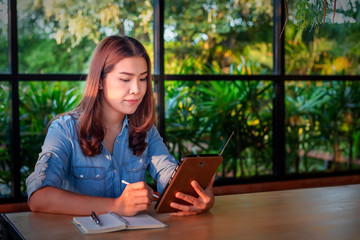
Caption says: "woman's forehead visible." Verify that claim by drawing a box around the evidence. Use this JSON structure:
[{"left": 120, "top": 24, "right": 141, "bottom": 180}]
[{"left": 113, "top": 57, "right": 147, "bottom": 73}]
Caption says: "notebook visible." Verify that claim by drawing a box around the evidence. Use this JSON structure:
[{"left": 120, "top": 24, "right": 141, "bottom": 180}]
[{"left": 72, "top": 212, "right": 167, "bottom": 234}]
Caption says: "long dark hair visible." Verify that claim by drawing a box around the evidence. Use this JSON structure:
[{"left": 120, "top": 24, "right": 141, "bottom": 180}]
[{"left": 75, "top": 35, "right": 154, "bottom": 156}]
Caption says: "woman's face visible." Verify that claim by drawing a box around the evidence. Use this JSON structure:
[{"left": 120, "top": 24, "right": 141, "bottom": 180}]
[{"left": 101, "top": 56, "right": 148, "bottom": 119}]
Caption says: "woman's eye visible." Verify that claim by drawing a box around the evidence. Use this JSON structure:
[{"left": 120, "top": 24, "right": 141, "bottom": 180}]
[
  {"left": 120, "top": 79, "right": 130, "bottom": 82},
  {"left": 140, "top": 78, "right": 147, "bottom": 81}
]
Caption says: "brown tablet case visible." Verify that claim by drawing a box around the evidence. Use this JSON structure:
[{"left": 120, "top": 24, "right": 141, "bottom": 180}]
[{"left": 154, "top": 154, "right": 223, "bottom": 213}]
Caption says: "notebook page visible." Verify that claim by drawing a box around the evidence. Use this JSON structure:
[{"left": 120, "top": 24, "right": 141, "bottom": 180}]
[
  {"left": 121, "top": 214, "right": 167, "bottom": 230},
  {"left": 73, "top": 213, "right": 126, "bottom": 234}
]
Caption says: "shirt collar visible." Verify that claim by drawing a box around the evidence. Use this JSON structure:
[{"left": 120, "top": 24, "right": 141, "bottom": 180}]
[
  {"left": 123, "top": 115, "right": 129, "bottom": 127},
  {"left": 123, "top": 115, "right": 130, "bottom": 129}
]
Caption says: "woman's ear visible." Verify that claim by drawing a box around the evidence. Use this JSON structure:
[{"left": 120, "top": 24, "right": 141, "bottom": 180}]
[{"left": 99, "top": 81, "right": 103, "bottom": 90}]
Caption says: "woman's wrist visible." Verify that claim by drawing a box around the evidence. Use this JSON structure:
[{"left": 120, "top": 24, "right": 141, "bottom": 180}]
[{"left": 110, "top": 196, "right": 123, "bottom": 214}]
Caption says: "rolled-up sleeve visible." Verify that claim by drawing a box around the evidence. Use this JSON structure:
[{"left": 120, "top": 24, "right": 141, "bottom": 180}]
[
  {"left": 26, "top": 120, "right": 72, "bottom": 200},
  {"left": 146, "top": 126, "right": 178, "bottom": 194}
]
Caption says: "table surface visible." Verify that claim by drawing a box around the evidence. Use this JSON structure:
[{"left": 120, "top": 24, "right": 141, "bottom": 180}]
[{"left": 2, "top": 184, "right": 360, "bottom": 240}]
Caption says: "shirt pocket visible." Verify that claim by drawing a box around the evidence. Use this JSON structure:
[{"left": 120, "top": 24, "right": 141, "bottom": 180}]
[
  {"left": 73, "top": 166, "right": 106, "bottom": 197},
  {"left": 124, "top": 154, "right": 149, "bottom": 182}
]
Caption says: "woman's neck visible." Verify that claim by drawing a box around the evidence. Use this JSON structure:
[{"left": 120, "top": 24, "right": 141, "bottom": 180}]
[
  {"left": 102, "top": 113, "right": 125, "bottom": 134},
  {"left": 102, "top": 111, "right": 125, "bottom": 155}
]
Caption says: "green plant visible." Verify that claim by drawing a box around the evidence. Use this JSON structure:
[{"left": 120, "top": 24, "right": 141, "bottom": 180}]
[
  {"left": 165, "top": 60, "right": 273, "bottom": 178},
  {"left": 19, "top": 81, "right": 83, "bottom": 193},
  {"left": 285, "top": 81, "right": 360, "bottom": 173},
  {"left": 285, "top": 82, "right": 330, "bottom": 173},
  {"left": 0, "top": 83, "right": 11, "bottom": 195}
]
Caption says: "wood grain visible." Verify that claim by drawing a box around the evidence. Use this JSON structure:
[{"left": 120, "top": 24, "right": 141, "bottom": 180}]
[{"left": 2, "top": 184, "right": 360, "bottom": 240}]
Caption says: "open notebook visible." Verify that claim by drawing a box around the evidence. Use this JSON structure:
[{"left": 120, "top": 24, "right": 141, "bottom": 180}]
[{"left": 72, "top": 212, "right": 167, "bottom": 234}]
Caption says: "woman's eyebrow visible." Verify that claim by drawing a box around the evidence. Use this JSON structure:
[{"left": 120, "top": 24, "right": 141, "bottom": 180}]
[{"left": 118, "top": 71, "right": 148, "bottom": 76}]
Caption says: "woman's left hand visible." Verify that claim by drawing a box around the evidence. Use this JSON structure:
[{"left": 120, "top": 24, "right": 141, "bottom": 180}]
[{"left": 169, "top": 175, "right": 215, "bottom": 216}]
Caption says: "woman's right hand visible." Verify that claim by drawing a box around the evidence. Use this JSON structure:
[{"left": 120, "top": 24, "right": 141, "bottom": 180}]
[{"left": 113, "top": 181, "right": 154, "bottom": 216}]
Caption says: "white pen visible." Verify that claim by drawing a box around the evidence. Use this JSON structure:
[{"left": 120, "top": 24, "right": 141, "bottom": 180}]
[{"left": 121, "top": 180, "right": 159, "bottom": 199}]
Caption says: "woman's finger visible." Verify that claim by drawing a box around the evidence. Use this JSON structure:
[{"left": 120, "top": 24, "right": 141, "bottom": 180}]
[
  {"left": 191, "top": 181, "right": 208, "bottom": 199},
  {"left": 175, "top": 192, "right": 199, "bottom": 205},
  {"left": 170, "top": 202, "right": 199, "bottom": 214}
]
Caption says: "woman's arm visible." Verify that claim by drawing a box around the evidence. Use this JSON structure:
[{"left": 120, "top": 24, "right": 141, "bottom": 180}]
[
  {"left": 29, "top": 181, "right": 156, "bottom": 216},
  {"left": 146, "top": 126, "right": 178, "bottom": 194}
]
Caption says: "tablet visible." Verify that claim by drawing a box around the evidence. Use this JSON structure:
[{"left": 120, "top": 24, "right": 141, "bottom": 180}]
[{"left": 154, "top": 154, "right": 223, "bottom": 213}]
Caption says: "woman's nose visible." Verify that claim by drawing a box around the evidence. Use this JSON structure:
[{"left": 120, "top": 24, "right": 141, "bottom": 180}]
[{"left": 129, "top": 79, "right": 140, "bottom": 94}]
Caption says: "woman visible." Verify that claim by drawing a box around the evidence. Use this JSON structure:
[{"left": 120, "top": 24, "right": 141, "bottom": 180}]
[{"left": 26, "top": 35, "right": 214, "bottom": 217}]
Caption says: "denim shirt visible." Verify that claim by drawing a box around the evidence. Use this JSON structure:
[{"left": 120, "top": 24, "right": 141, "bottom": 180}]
[{"left": 26, "top": 114, "right": 178, "bottom": 199}]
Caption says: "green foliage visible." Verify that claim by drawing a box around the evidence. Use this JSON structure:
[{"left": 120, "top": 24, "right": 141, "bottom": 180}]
[
  {"left": 0, "top": 35, "right": 7, "bottom": 73},
  {"left": 18, "top": 36, "right": 95, "bottom": 74},
  {"left": 164, "top": 0, "right": 273, "bottom": 74},
  {"left": 285, "top": 81, "right": 360, "bottom": 173},
  {"left": 165, "top": 61, "right": 273, "bottom": 178},
  {"left": 0, "top": 83, "right": 11, "bottom": 194},
  {"left": 19, "top": 0, "right": 153, "bottom": 46},
  {"left": 19, "top": 81, "right": 83, "bottom": 174},
  {"left": 288, "top": 0, "right": 358, "bottom": 30},
  {"left": 0, "top": 81, "right": 83, "bottom": 195}
]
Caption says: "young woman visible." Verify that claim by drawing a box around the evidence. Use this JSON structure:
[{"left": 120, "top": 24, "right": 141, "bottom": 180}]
[{"left": 26, "top": 35, "right": 215, "bottom": 217}]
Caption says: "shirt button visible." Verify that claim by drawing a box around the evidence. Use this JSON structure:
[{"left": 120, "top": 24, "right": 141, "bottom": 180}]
[
  {"left": 113, "top": 169, "right": 117, "bottom": 173},
  {"left": 80, "top": 174, "right": 84, "bottom": 178},
  {"left": 116, "top": 140, "right": 120, "bottom": 143},
  {"left": 46, "top": 153, "right": 51, "bottom": 157},
  {"left": 96, "top": 174, "right": 100, "bottom": 178}
]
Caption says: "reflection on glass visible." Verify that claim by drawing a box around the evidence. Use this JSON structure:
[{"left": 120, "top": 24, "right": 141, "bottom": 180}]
[
  {"left": 0, "top": 82, "right": 10, "bottom": 197},
  {"left": 0, "top": 0, "right": 8, "bottom": 73},
  {"left": 19, "top": 81, "right": 84, "bottom": 194},
  {"left": 164, "top": 0, "right": 273, "bottom": 75},
  {"left": 17, "top": 0, "right": 153, "bottom": 74},
  {"left": 165, "top": 80, "right": 273, "bottom": 178},
  {"left": 285, "top": 81, "right": 360, "bottom": 174},
  {"left": 285, "top": 0, "right": 360, "bottom": 75}
]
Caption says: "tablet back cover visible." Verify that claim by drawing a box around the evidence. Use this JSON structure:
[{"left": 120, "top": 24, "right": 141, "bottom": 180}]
[{"left": 155, "top": 155, "right": 222, "bottom": 213}]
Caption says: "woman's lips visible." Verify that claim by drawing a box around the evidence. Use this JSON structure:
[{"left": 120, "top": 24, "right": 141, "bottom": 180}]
[{"left": 125, "top": 99, "right": 139, "bottom": 105}]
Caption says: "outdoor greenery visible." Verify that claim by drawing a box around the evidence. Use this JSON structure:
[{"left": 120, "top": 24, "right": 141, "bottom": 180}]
[
  {"left": 165, "top": 80, "right": 273, "bottom": 178},
  {"left": 0, "top": 0, "right": 360, "bottom": 196},
  {"left": 285, "top": 81, "right": 360, "bottom": 173}
]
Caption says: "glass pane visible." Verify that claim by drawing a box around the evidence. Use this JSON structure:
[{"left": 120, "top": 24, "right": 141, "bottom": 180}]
[
  {"left": 0, "top": 82, "right": 10, "bottom": 197},
  {"left": 165, "top": 80, "right": 273, "bottom": 178},
  {"left": 164, "top": 0, "right": 273, "bottom": 74},
  {"left": 0, "top": 0, "right": 8, "bottom": 73},
  {"left": 285, "top": 0, "right": 360, "bottom": 75},
  {"left": 285, "top": 81, "right": 360, "bottom": 174},
  {"left": 17, "top": 0, "right": 153, "bottom": 74},
  {"left": 19, "top": 81, "right": 84, "bottom": 194}
]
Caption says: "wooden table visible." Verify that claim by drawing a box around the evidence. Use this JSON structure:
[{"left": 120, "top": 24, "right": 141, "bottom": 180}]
[{"left": 1, "top": 184, "right": 360, "bottom": 240}]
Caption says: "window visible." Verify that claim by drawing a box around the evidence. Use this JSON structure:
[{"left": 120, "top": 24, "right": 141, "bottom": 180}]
[
  {"left": 164, "top": 0, "right": 273, "bottom": 74},
  {"left": 0, "top": 82, "right": 10, "bottom": 197},
  {"left": 285, "top": 0, "right": 360, "bottom": 75},
  {"left": 1, "top": 0, "right": 359, "bottom": 201},
  {"left": 0, "top": 0, "right": 8, "bottom": 73},
  {"left": 285, "top": 80, "right": 360, "bottom": 173},
  {"left": 165, "top": 80, "right": 273, "bottom": 177}
]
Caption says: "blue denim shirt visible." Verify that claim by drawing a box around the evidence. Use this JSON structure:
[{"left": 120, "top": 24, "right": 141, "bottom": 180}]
[{"left": 26, "top": 114, "right": 178, "bottom": 199}]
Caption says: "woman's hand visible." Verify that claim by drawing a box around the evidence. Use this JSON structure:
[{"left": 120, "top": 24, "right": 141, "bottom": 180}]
[
  {"left": 169, "top": 175, "right": 215, "bottom": 216},
  {"left": 113, "top": 181, "right": 155, "bottom": 216}
]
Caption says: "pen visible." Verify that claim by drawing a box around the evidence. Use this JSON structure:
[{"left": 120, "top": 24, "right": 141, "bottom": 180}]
[
  {"left": 121, "top": 180, "right": 159, "bottom": 199},
  {"left": 91, "top": 211, "right": 102, "bottom": 226}
]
